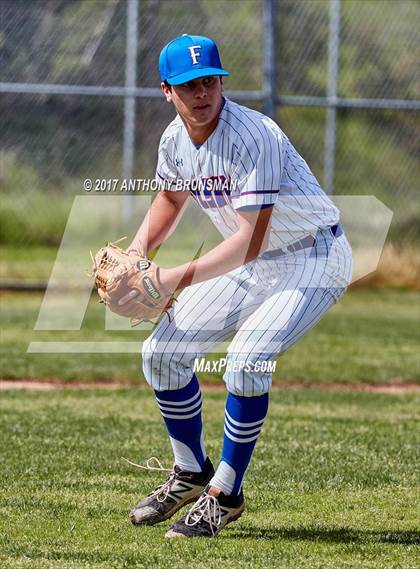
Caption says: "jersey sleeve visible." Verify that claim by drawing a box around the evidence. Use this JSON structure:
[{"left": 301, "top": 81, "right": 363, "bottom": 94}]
[
  {"left": 155, "top": 136, "right": 178, "bottom": 190},
  {"left": 230, "top": 118, "right": 284, "bottom": 210}
]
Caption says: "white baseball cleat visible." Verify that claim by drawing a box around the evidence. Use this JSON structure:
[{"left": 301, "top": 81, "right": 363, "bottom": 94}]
[
  {"left": 165, "top": 485, "right": 245, "bottom": 538},
  {"left": 128, "top": 457, "right": 214, "bottom": 525}
]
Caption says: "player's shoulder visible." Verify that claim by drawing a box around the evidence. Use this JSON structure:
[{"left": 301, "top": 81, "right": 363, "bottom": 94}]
[
  {"left": 222, "top": 98, "right": 284, "bottom": 145},
  {"left": 222, "top": 100, "right": 285, "bottom": 152}
]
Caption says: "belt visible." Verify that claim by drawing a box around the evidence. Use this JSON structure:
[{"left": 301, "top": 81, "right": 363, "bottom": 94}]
[{"left": 260, "top": 224, "right": 343, "bottom": 260}]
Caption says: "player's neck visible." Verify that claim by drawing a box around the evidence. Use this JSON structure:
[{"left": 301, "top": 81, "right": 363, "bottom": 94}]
[
  {"left": 187, "top": 126, "right": 215, "bottom": 146},
  {"left": 183, "top": 116, "right": 219, "bottom": 146}
]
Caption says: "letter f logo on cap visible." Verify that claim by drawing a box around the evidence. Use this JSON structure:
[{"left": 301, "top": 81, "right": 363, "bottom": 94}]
[
  {"left": 159, "top": 35, "right": 229, "bottom": 85},
  {"left": 188, "top": 45, "right": 202, "bottom": 65}
]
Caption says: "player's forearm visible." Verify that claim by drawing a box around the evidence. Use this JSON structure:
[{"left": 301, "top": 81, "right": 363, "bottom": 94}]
[
  {"left": 159, "top": 206, "right": 272, "bottom": 292},
  {"left": 127, "top": 192, "right": 187, "bottom": 255},
  {"left": 180, "top": 242, "right": 247, "bottom": 287},
  {"left": 163, "top": 230, "right": 266, "bottom": 291}
]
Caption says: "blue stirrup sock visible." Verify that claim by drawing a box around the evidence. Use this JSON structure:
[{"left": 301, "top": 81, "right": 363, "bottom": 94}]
[
  {"left": 210, "top": 392, "right": 269, "bottom": 495},
  {"left": 154, "top": 375, "right": 207, "bottom": 473}
]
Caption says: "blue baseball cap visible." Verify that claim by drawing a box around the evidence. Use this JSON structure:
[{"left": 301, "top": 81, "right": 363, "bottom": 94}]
[{"left": 159, "top": 34, "right": 229, "bottom": 85}]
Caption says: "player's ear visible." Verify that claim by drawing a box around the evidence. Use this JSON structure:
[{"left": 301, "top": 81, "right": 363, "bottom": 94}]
[
  {"left": 161, "top": 81, "right": 173, "bottom": 102},
  {"left": 220, "top": 77, "right": 224, "bottom": 91}
]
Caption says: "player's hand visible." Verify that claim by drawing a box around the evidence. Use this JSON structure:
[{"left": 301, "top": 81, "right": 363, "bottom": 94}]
[
  {"left": 117, "top": 265, "right": 179, "bottom": 305},
  {"left": 127, "top": 247, "right": 146, "bottom": 259},
  {"left": 118, "top": 289, "right": 139, "bottom": 306}
]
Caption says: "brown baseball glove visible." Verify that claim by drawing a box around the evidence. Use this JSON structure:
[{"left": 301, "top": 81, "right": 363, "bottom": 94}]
[{"left": 91, "top": 240, "right": 175, "bottom": 326}]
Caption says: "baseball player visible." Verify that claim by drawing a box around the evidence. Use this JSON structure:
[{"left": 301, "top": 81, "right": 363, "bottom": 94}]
[{"left": 125, "top": 34, "right": 353, "bottom": 538}]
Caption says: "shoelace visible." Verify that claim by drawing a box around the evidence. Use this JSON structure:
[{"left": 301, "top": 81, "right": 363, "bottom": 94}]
[
  {"left": 121, "top": 456, "right": 175, "bottom": 503},
  {"left": 185, "top": 492, "right": 222, "bottom": 536}
]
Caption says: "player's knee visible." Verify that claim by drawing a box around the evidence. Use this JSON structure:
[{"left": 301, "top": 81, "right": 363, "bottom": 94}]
[
  {"left": 141, "top": 335, "right": 193, "bottom": 391},
  {"left": 222, "top": 354, "right": 273, "bottom": 396},
  {"left": 141, "top": 335, "right": 172, "bottom": 389},
  {"left": 224, "top": 374, "right": 272, "bottom": 397},
  {"left": 141, "top": 335, "right": 158, "bottom": 388}
]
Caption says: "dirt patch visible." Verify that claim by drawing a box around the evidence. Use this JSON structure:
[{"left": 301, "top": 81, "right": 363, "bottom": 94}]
[
  {"left": 1, "top": 379, "right": 419, "bottom": 393},
  {"left": 0, "top": 380, "right": 128, "bottom": 391}
]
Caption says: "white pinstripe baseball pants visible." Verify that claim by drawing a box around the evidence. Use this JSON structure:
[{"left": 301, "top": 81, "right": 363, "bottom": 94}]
[{"left": 142, "top": 228, "right": 353, "bottom": 396}]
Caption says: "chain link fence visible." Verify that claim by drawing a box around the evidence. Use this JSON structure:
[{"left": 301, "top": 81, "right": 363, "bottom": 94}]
[{"left": 1, "top": 0, "right": 419, "bottom": 256}]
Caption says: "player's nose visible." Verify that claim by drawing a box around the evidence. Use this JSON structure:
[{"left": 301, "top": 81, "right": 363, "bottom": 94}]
[{"left": 194, "top": 81, "right": 208, "bottom": 98}]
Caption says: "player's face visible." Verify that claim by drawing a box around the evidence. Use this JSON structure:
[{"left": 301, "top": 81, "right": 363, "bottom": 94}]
[{"left": 162, "top": 76, "right": 223, "bottom": 128}]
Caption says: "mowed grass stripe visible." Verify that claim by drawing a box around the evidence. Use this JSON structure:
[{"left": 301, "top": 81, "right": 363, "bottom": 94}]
[
  {"left": 0, "top": 389, "right": 418, "bottom": 569},
  {"left": 1, "top": 289, "right": 419, "bottom": 383}
]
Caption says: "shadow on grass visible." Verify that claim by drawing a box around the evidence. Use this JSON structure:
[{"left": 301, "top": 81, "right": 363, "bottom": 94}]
[
  {"left": 228, "top": 524, "right": 420, "bottom": 545},
  {"left": 5, "top": 526, "right": 419, "bottom": 565}
]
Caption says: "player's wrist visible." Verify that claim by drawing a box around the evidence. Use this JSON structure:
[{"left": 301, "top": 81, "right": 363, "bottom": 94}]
[{"left": 159, "top": 266, "right": 187, "bottom": 295}]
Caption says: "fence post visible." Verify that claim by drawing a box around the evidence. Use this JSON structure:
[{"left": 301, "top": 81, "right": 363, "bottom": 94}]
[
  {"left": 262, "top": 0, "right": 277, "bottom": 119},
  {"left": 324, "top": 0, "right": 341, "bottom": 195},
  {"left": 122, "top": 0, "right": 139, "bottom": 223}
]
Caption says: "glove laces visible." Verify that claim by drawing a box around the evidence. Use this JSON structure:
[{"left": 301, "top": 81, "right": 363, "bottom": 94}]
[{"left": 185, "top": 492, "right": 222, "bottom": 536}]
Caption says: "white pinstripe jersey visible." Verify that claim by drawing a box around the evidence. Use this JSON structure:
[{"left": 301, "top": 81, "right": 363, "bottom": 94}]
[{"left": 156, "top": 97, "right": 340, "bottom": 249}]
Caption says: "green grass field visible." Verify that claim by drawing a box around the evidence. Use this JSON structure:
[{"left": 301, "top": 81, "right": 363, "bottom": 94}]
[
  {"left": 1, "top": 288, "right": 419, "bottom": 384},
  {"left": 0, "top": 388, "right": 418, "bottom": 568}
]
